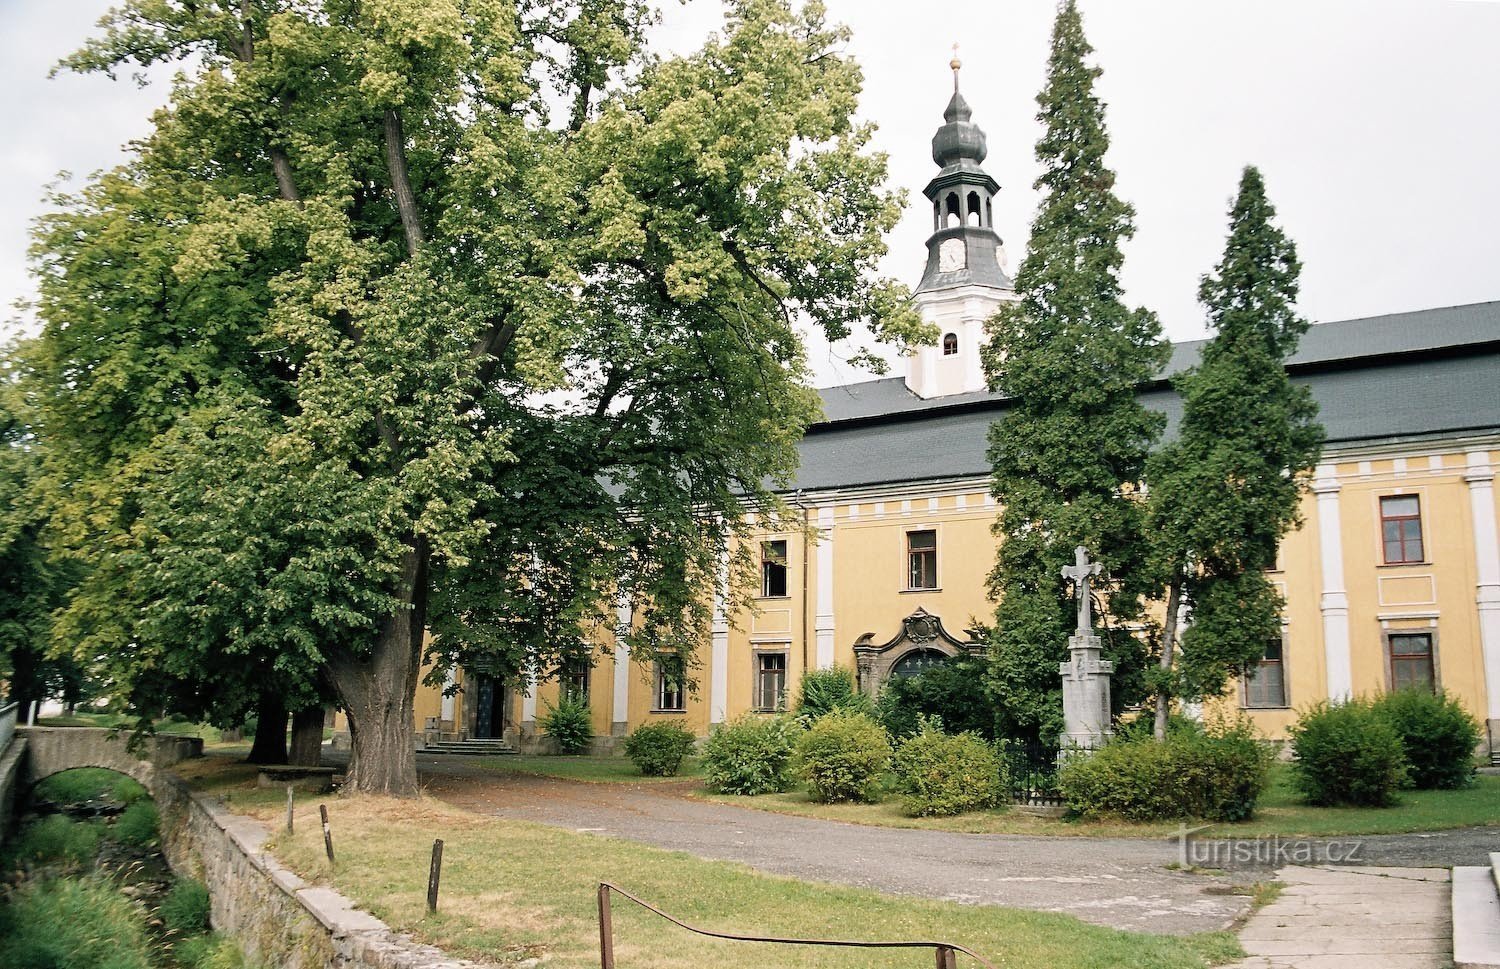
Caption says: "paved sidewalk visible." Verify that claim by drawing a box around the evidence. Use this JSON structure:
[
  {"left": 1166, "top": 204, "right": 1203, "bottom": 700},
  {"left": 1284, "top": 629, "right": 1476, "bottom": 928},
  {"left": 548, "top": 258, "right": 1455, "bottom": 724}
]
[{"left": 1227, "top": 866, "right": 1451, "bottom": 969}]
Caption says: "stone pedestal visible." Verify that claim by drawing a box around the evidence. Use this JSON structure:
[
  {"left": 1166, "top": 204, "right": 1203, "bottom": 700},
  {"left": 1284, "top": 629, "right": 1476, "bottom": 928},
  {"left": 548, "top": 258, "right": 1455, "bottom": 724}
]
[{"left": 1059, "top": 632, "right": 1113, "bottom": 750}]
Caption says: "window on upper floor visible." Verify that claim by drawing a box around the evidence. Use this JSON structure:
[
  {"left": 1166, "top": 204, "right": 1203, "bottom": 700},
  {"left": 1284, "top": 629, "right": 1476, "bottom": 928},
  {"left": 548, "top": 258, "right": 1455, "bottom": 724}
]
[
  {"left": 1380, "top": 495, "right": 1424, "bottom": 564},
  {"left": 1242, "top": 638, "right": 1288, "bottom": 708},
  {"left": 760, "top": 539, "right": 788, "bottom": 598},
  {"left": 654, "top": 655, "right": 685, "bottom": 712},
  {"left": 942, "top": 332, "right": 958, "bottom": 356},
  {"left": 754, "top": 652, "right": 788, "bottom": 712},
  {"left": 1387, "top": 632, "right": 1435, "bottom": 693},
  {"left": 906, "top": 529, "right": 938, "bottom": 590}
]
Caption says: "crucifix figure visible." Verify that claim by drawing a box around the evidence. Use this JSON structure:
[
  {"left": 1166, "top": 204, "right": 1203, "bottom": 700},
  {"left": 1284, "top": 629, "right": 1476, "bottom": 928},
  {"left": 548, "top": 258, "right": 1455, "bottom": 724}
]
[{"left": 1060, "top": 545, "right": 1102, "bottom": 637}]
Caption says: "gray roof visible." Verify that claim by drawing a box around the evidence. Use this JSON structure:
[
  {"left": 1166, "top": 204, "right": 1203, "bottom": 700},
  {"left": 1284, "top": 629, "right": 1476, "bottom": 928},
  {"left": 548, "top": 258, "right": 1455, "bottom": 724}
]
[{"left": 794, "top": 302, "right": 1500, "bottom": 493}]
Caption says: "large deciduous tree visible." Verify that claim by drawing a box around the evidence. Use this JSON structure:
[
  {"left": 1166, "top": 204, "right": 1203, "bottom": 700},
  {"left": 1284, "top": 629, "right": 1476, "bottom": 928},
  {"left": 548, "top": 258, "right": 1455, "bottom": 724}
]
[
  {"left": 981, "top": 0, "right": 1168, "bottom": 743},
  {"left": 29, "top": 0, "right": 924, "bottom": 794},
  {"left": 1145, "top": 166, "right": 1323, "bottom": 738}
]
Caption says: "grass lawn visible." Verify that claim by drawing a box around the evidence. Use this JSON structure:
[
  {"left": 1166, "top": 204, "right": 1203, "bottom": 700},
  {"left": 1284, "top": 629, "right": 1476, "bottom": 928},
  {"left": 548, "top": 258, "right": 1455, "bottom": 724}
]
[
  {"left": 184, "top": 754, "right": 1241, "bottom": 969},
  {"left": 470, "top": 754, "right": 703, "bottom": 784},
  {"left": 696, "top": 763, "right": 1500, "bottom": 839}
]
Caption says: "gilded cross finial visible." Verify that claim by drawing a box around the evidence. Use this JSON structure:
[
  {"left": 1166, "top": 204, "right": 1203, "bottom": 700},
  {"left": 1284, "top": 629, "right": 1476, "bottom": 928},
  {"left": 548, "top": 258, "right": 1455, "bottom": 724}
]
[
  {"left": 1060, "top": 546, "right": 1103, "bottom": 636},
  {"left": 950, "top": 43, "right": 962, "bottom": 91}
]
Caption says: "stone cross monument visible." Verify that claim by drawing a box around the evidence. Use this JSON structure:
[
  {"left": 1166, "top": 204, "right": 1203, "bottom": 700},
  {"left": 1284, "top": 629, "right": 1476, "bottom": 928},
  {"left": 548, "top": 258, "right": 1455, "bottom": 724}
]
[{"left": 1059, "top": 546, "right": 1114, "bottom": 751}]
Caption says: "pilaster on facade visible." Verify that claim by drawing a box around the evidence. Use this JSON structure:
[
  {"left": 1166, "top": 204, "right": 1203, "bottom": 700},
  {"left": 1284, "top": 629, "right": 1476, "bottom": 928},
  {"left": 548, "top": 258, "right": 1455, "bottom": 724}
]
[
  {"left": 1312, "top": 464, "right": 1354, "bottom": 700},
  {"left": 814, "top": 504, "right": 836, "bottom": 669},
  {"left": 520, "top": 671, "right": 538, "bottom": 726},
  {"left": 1463, "top": 450, "right": 1500, "bottom": 731},
  {"left": 709, "top": 549, "right": 730, "bottom": 725},
  {"left": 610, "top": 594, "right": 632, "bottom": 736}
]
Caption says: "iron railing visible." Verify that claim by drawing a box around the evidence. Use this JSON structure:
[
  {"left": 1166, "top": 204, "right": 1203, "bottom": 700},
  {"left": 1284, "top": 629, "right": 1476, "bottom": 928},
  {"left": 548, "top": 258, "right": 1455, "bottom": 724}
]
[
  {"left": 998, "top": 739, "right": 1064, "bottom": 807},
  {"left": 597, "top": 882, "right": 996, "bottom": 969},
  {"left": 0, "top": 701, "right": 18, "bottom": 755}
]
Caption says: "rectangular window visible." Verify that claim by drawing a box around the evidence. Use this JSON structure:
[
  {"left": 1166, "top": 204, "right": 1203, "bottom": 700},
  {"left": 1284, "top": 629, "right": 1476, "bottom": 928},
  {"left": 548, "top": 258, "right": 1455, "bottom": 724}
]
[
  {"left": 654, "top": 656, "right": 685, "bottom": 712},
  {"left": 754, "top": 653, "right": 788, "bottom": 712},
  {"left": 563, "top": 656, "right": 590, "bottom": 703},
  {"left": 1388, "top": 632, "right": 1435, "bottom": 692},
  {"left": 1380, "top": 495, "right": 1424, "bottom": 564},
  {"left": 1242, "top": 639, "right": 1287, "bottom": 708},
  {"left": 760, "top": 540, "right": 788, "bottom": 598},
  {"left": 907, "top": 529, "right": 938, "bottom": 590}
]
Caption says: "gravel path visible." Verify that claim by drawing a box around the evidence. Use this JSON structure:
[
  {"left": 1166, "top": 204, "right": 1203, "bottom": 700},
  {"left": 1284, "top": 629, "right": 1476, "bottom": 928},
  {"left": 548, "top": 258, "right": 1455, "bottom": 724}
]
[{"left": 415, "top": 756, "right": 1252, "bottom": 936}]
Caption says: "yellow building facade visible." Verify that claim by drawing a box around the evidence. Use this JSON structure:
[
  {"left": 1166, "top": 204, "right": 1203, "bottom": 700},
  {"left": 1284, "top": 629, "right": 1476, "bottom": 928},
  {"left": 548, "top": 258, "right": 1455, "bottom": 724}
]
[{"left": 407, "top": 84, "right": 1500, "bottom": 761}]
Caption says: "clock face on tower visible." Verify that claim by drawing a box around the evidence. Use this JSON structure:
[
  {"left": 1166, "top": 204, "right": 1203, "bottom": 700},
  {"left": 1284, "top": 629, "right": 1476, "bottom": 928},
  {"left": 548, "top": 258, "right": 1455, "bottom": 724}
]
[{"left": 938, "top": 237, "right": 966, "bottom": 273}]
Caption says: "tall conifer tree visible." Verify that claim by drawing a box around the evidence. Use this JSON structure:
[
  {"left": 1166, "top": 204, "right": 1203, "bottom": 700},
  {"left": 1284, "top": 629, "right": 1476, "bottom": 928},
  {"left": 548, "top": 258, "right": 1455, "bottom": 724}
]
[
  {"left": 1146, "top": 167, "right": 1323, "bottom": 737},
  {"left": 982, "top": 0, "right": 1167, "bottom": 742}
]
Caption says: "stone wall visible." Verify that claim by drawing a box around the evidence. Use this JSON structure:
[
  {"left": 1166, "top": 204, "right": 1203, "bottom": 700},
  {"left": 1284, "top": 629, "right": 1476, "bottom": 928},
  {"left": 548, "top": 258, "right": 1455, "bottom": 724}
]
[
  {"left": 0, "top": 735, "right": 27, "bottom": 842},
  {"left": 155, "top": 774, "right": 490, "bottom": 969}
]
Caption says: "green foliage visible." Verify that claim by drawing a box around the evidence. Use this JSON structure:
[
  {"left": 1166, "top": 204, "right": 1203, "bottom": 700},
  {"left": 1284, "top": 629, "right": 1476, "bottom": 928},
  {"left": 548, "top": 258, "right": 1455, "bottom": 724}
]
[
  {"left": 699, "top": 714, "right": 798, "bottom": 798},
  {"left": 1145, "top": 166, "right": 1323, "bottom": 729},
  {"left": 890, "top": 721, "right": 1003, "bottom": 817},
  {"left": 622, "top": 721, "right": 696, "bottom": 777},
  {"left": 172, "top": 935, "right": 253, "bottom": 969},
  {"left": 702, "top": 715, "right": 801, "bottom": 795},
  {"left": 33, "top": 768, "right": 120, "bottom": 806},
  {"left": 539, "top": 694, "right": 595, "bottom": 755},
  {"left": 0, "top": 875, "right": 152, "bottom": 969},
  {"left": 28, "top": 0, "right": 924, "bottom": 796},
  {"left": 795, "top": 710, "right": 890, "bottom": 804},
  {"left": 112, "top": 776, "right": 150, "bottom": 805},
  {"left": 110, "top": 801, "right": 160, "bottom": 848},
  {"left": 1371, "top": 690, "right": 1480, "bottom": 790},
  {"left": 7, "top": 815, "right": 102, "bottom": 869},
  {"left": 160, "top": 877, "right": 213, "bottom": 937},
  {"left": 793, "top": 666, "right": 872, "bottom": 724},
  {"left": 1289, "top": 700, "right": 1409, "bottom": 807},
  {"left": 876, "top": 656, "right": 996, "bottom": 740},
  {"left": 982, "top": 0, "right": 1167, "bottom": 743},
  {"left": 1059, "top": 718, "right": 1272, "bottom": 822}
]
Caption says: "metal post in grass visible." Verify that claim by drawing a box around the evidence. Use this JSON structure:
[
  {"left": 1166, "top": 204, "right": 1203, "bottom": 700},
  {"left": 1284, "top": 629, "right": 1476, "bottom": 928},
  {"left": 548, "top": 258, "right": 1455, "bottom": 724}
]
[
  {"left": 319, "top": 803, "right": 335, "bottom": 864},
  {"left": 426, "top": 839, "right": 444, "bottom": 913},
  {"left": 285, "top": 785, "right": 295, "bottom": 833},
  {"left": 597, "top": 883, "right": 615, "bottom": 969}
]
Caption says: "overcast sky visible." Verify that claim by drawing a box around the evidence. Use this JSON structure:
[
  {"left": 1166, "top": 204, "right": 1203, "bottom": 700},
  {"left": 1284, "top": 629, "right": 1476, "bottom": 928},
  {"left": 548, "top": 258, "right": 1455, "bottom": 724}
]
[{"left": 3, "top": 0, "right": 1498, "bottom": 387}]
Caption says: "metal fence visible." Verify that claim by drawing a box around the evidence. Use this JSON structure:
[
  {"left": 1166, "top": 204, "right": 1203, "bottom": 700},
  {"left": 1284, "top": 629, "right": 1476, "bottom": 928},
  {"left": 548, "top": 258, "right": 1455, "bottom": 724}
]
[
  {"left": 997, "top": 739, "right": 1064, "bottom": 807},
  {"left": 0, "top": 701, "right": 18, "bottom": 755},
  {"left": 597, "top": 882, "right": 996, "bottom": 969}
]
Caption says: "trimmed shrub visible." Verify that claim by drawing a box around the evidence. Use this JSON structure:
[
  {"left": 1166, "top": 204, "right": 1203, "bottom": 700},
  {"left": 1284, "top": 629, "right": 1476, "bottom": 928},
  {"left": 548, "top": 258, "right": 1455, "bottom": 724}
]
[
  {"left": 623, "top": 721, "right": 696, "bottom": 777},
  {"left": 539, "top": 694, "right": 594, "bottom": 754},
  {"left": 795, "top": 710, "right": 890, "bottom": 803},
  {"left": 891, "top": 720, "right": 1003, "bottom": 817},
  {"left": 702, "top": 715, "right": 800, "bottom": 795},
  {"left": 7, "top": 815, "right": 101, "bottom": 868},
  {"left": 876, "top": 657, "right": 997, "bottom": 740},
  {"left": 160, "top": 877, "right": 212, "bottom": 936},
  {"left": 110, "top": 800, "right": 159, "bottom": 847},
  {"left": 1289, "top": 700, "right": 1408, "bottom": 806},
  {"left": 0, "top": 876, "right": 152, "bottom": 969},
  {"left": 1372, "top": 689, "right": 1481, "bottom": 790},
  {"left": 793, "top": 666, "right": 872, "bottom": 723},
  {"left": 1059, "top": 717, "right": 1273, "bottom": 822}
]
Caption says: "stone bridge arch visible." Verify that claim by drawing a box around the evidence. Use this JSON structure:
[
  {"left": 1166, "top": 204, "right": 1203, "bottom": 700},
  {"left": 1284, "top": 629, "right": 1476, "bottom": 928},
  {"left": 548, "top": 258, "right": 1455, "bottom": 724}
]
[{"left": 18, "top": 726, "right": 203, "bottom": 796}]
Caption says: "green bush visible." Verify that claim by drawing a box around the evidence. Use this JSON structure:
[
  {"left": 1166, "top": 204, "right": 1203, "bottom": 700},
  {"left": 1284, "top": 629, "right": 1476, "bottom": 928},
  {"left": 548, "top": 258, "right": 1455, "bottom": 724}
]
[
  {"left": 795, "top": 710, "right": 890, "bottom": 803},
  {"left": 1372, "top": 689, "right": 1481, "bottom": 790},
  {"left": 1289, "top": 699, "right": 1409, "bottom": 806},
  {"left": 891, "top": 720, "right": 1003, "bottom": 817},
  {"left": 111, "top": 776, "right": 150, "bottom": 805},
  {"left": 110, "top": 800, "right": 159, "bottom": 847},
  {"left": 160, "top": 877, "right": 212, "bottom": 936},
  {"left": 793, "top": 666, "right": 872, "bottom": 724},
  {"left": 702, "top": 715, "right": 800, "bottom": 795},
  {"left": 33, "top": 768, "right": 119, "bottom": 806},
  {"left": 539, "top": 694, "right": 594, "bottom": 754},
  {"left": 876, "top": 657, "right": 997, "bottom": 740},
  {"left": 623, "top": 722, "right": 696, "bottom": 777},
  {"left": 0, "top": 876, "right": 153, "bottom": 969},
  {"left": 7, "top": 815, "right": 102, "bottom": 869},
  {"left": 1059, "top": 717, "right": 1272, "bottom": 822},
  {"left": 173, "top": 935, "right": 250, "bottom": 969}
]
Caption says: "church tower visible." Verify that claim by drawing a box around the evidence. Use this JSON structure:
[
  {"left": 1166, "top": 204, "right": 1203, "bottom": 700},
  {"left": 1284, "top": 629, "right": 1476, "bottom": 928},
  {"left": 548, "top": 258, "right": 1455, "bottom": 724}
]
[{"left": 905, "top": 56, "right": 1017, "bottom": 399}]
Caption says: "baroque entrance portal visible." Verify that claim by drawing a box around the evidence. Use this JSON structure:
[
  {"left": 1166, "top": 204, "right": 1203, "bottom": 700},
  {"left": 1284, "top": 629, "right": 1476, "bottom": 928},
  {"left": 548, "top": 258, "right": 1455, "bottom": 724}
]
[{"left": 852, "top": 608, "right": 983, "bottom": 698}]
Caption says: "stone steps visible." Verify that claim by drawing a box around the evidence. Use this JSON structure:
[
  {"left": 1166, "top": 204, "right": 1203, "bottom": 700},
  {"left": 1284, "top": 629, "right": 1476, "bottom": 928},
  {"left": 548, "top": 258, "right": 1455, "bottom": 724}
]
[
  {"left": 420, "top": 740, "right": 516, "bottom": 756},
  {"left": 1452, "top": 856, "right": 1500, "bottom": 969}
]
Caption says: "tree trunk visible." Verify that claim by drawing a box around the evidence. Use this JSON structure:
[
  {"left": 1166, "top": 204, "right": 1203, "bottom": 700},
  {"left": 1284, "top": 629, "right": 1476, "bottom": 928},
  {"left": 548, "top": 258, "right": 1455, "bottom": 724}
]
[
  {"left": 289, "top": 706, "right": 325, "bottom": 767},
  {"left": 330, "top": 537, "right": 428, "bottom": 796},
  {"left": 1154, "top": 575, "right": 1183, "bottom": 741},
  {"left": 246, "top": 693, "right": 289, "bottom": 764}
]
